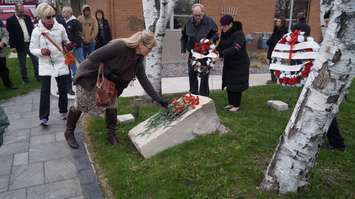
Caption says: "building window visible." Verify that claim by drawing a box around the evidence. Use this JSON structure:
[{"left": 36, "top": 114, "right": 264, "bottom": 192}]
[
  {"left": 167, "top": 0, "right": 200, "bottom": 30},
  {"left": 275, "top": 0, "right": 310, "bottom": 27}
]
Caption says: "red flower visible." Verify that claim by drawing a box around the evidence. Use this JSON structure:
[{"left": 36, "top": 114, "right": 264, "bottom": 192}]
[{"left": 274, "top": 70, "right": 281, "bottom": 77}]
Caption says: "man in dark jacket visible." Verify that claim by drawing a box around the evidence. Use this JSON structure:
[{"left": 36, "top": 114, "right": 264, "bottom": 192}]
[
  {"left": 291, "top": 12, "right": 311, "bottom": 36},
  {"left": 6, "top": 3, "right": 39, "bottom": 83},
  {"left": 180, "top": 3, "right": 218, "bottom": 96}
]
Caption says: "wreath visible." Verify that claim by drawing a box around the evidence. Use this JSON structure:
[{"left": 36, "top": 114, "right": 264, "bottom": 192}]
[
  {"left": 191, "top": 39, "right": 218, "bottom": 77},
  {"left": 269, "top": 30, "right": 320, "bottom": 86}
]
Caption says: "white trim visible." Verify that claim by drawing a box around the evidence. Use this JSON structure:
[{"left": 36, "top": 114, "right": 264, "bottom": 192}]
[
  {"left": 269, "top": 62, "right": 311, "bottom": 72},
  {"left": 274, "top": 41, "right": 320, "bottom": 51},
  {"left": 271, "top": 51, "right": 318, "bottom": 60}
]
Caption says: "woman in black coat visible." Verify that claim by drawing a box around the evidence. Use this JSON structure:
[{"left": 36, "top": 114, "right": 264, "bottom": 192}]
[
  {"left": 266, "top": 16, "right": 287, "bottom": 83},
  {"left": 95, "top": 10, "right": 112, "bottom": 49},
  {"left": 217, "top": 15, "right": 250, "bottom": 112}
]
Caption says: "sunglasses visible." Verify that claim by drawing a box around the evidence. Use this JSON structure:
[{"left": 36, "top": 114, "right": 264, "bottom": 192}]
[{"left": 46, "top": 15, "right": 56, "bottom": 20}]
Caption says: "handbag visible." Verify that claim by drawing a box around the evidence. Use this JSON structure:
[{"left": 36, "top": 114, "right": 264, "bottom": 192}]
[
  {"left": 95, "top": 63, "right": 117, "bottom": 107},
  {"left": 41, "top": 32, "right": 76, "bottom": 65}
]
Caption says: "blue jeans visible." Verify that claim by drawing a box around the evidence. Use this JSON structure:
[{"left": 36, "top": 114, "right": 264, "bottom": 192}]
[
  {"left": 69, "top": 47, "right": 84, "bottom": 77},
  {"left": 83, "top": 42, "right": 96, "bottom": 59}
]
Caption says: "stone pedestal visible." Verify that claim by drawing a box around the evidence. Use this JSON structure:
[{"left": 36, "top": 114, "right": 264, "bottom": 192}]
[{"left": 129, "top": 95, "right": 223, "bottom": 158}]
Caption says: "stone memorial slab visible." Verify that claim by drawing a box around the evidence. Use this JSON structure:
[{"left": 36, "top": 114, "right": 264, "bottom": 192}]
[
  {"left": 129, "top": 95, "right": 223, "bottom": 158},
  {"left": 117, "top": 114, "right": 135, "bottom": 124},
  {"left": 267, "top": 100, "right": 289, "bottom": 111}
]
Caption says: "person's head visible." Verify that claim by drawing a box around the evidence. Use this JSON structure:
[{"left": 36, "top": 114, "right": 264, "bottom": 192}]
[
  {"left": 15, "top": 3, "right": 25, "bottom": 16},
  {"left": 36, "top": 3, "right": 56, "bottom": 28},
  {"left": 275, "top": 16, "right": 285, "bottom": 28},
  {"left": 220, "top": 15, "right": 234, "bottom": 32},
  {"left": 297, "top": 12, "right": 306, "bottom": 23},
  {"left": 119, "top": 30, "right": 157, "bottom": 56},
  {"left": 192, "top": 3, "right": 205, "bottom": 24},
  {"left": 81, "top": 4, "right": 91, "bottom": 17},
  {"left": 95, "top": 9, "right": 104, "bottom": 20},
  {"left": 62, "top": 6, "right": 73, "bottom": 19}
]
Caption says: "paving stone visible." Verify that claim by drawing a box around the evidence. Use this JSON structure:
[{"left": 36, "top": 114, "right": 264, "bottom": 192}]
[
  {"left": 0, "top": 188, "right": 26, "bottom": 199},
  {"left": 78, "top": 169, "right": 97, "bottom": 184},
  {"left": 0, "top": 175, "right": 9, "bottom": 192},
  {"left": 8, "top": 117, "right": 40, "bottom": 131},
  {"left": 45, "top": 157, "right": 77, "bottom": 183},
  {"left": 55, "top": 131, "right": 65, "bottom": 142},
  {"left": 3, "top": 135, "right": 28, "bottom": 145},
  {"left": 0, "top": 155, "right": 12, "bottom": 176},
  {"left": 30, "top": 134, "right": 55, "bottom": 146},
  {"left": 5, "top": 113, "right": 21, "bottom": 120},
  {"left": 9, "top": 162, "right": 44, "bottom": 190},
  {"left": 81, "top": 183, "right": 103, "bottom": 199},
  {"left": 69, "top": 196, "right": 84, "bottom": 199},
  {"left": 0, "top": 141, "right": 28, "bottom": 156},
  {"left": 31, "top": 124, "right": 65, "bottom": 136},
  {"left": 4, "top": 129, "right": 30, "bottom": 138},
  {"left": 13, "top": 152, "right": 28, "bottom": 166},
  {"left": 27, "top": 178, "right": 82, "bottom": 199},
  {"left": 72, "top": 155, "right": 92, "bottom": 171},
  {"left": 3, "top": 104, "right": 32, "bottom": 114},
  {"left": 29, "top": 142, "right": 71, "bottom": 163}
]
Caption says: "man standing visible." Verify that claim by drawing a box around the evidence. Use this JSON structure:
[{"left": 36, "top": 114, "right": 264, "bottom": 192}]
[
  {"left": 291, "top": 12, "right": 311, "bottom": 36},
  {"left": 0, "top": 20, "right": 17, "bottom": 89},
  {"left": 78, "top": 4, "right": 98, "bottom": 58},
  {"left": 180, "top": 3, "right": 218, "bottom": 96},
  {"left": 6, "top": 3, "right": 39, "bottom": 83}
]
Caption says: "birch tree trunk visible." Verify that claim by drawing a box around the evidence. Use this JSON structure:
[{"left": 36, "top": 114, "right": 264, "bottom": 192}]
[
  {"left": 142, "top": 0, "right": 177, "bottom": 96},
  {"left": 259, "top": 0, "right": 355, "bottom": 193}
]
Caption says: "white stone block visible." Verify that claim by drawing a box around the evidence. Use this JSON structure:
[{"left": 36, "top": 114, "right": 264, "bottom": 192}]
[
  {"left": 267, "top": 100, "right": 289, "bottom": 111},
  {"left": 129, "top": 95, "right": 222, "bottom": 158},
  {"left": 117, "top": 114, "right": 135, "bottom": 124}
]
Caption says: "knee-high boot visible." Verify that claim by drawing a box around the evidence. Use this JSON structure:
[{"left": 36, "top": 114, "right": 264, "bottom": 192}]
[
  {"left": 105, "top": 108, "right": 119, "bottom": 145},
  {"left": 64, "top": 106, "right": 82, "bottom": 149}
]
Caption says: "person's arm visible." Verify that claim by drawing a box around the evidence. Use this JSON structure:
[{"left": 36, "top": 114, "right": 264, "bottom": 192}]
[
  {"left": 0, "top": 23, "right": 9, "bottom": 46},
  {"left": 29, "top": 28, "right": 42, "bottom": 57},
  {"left": 87, "top": 40, "right": 123, "bottom": 63},
  {"left": 6, "top": 18, "right": 15, "bottom": 48},
  {"left": 207, "top": 20, "right": 219, "bottom": 43},
  {"left": 180, "top": 23, "right": 188, "bottom": 53},
  {"left": 106, "top": 19, "right": 112, "bottom": 41},
  {"left": 219, "top": 31, "right": 245, "bottom": 58},
  {"left": 90, "top": 18, "right": 98, "bottom": 42}
]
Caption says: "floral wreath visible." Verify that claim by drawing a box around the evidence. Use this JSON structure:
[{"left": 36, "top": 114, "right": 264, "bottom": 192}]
[
  {"left": 270, "top": 30, "right": 319, "bottom": 86},
  {"left": 191, "top": 39, "right": 218, "bottom": 77}
]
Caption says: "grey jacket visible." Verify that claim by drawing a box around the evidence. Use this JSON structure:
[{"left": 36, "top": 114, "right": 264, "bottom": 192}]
[
  {"left": 74, "top": 40, "right": 162, "bottom": 103},
  {"left": 180, "top": 15, "right": 218, "bottom": 53},
  {"left": 0, "top": 21, "right": 9, "bottom": 58}
]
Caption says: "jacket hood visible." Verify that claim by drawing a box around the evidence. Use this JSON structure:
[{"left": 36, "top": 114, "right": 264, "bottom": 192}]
[
  {"left": 81, "top": 4, "right": 91, "bottom": 13},
  {"left": 66, "top": 15, "right": 76, "bottom": 23}
]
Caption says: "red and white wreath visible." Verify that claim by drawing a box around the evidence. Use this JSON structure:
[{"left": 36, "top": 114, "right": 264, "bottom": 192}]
[
  {"left": 269, "top": 30, "right": 320, "bottom": 86},
  {"left": 191, "top": 39, "right": 218, "bottom": 76}
]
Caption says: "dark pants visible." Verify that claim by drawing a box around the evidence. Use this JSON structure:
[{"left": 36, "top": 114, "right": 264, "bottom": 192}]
[
  {"left": 17, "top": 43, "right": 39, "bottom": 81},
  {"left": 39, "top": 75, "right": 69, "bottom": 120},
  {"left": 268, "top": 59, "right": 277, "bottom": 83},
  {"left": 326, "top": 117, "right": 345, "bottom": 149},
  {"left": 227, "top": 91, "right": 242, "bottom": 107},
  {"left": 0, "top": 58, "right": 13, "bottom": 88},
  {"left": 188, "top": 59, "right": 209, "bottom": 96}
]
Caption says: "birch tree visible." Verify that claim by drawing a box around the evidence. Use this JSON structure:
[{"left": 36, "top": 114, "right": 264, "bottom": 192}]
[
  {"left": 259, "top": 0, "right": 355, "bottom": 193},
  {"left": 142, "top": 0, "right": 177, "bottom": 95}
]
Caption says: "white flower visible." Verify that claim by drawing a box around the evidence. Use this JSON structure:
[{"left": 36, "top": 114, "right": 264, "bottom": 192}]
[{"left": 297, "top": 36, "right": 305, "bottom": 42}]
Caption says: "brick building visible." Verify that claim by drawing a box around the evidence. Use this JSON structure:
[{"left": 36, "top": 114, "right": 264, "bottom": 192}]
[{"left": 87, "top": 0, "right": 321, "bottom": 63}]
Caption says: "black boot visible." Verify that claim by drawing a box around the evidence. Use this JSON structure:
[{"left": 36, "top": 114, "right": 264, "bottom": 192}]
[
  {"left": 105, "top": 108, "right": 119, "bottom": 145},
  {"left": 64, "top": 106, "right": 82, "bottom": 149}
]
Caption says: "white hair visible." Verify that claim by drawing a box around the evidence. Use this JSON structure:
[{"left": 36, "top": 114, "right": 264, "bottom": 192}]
[{"left": 36, "top": 3, "right": 55, "bottom": 19}]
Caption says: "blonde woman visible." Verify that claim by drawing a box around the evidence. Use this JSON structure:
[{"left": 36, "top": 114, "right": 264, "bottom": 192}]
[
  {"left": 65, "top": 30, "right": 168, "bottom": 149},
  {"left": 30, "top": 3, "right": 71, "bottom": 126}
]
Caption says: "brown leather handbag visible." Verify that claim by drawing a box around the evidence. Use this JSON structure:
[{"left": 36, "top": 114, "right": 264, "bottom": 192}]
[{"left": 96, "top": 63, "right": 117, "bottom": 107}]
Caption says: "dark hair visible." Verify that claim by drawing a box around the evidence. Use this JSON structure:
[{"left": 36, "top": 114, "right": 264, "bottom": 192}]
[
  {"left": 95, "top": 9, "right": 105, "bottom": 20},
  {"left": 273, "top": 16, "right": 286, "bottom": 32},
  {"left": 220, "top": 15, "right": 234, "bottom": 26}
]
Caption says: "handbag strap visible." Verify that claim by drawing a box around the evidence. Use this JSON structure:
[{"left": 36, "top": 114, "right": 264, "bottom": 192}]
[
  {"left": 96, "top": 63, "right": 105, "bottom": 88},
  {"left": 41, "top": 32, "right": 63, "bottom": 53}
]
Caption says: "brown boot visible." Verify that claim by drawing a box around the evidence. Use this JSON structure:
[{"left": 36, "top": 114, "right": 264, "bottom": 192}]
[
  {"left": 64, "top": 106, "right": 82, "bottom": 149},
  {"left": 105, "top": 108, "right": 119, "bottom": 145}
]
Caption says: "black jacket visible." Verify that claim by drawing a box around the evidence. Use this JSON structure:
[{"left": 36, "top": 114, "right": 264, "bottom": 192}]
[
  {"left": 96, "top": 18, "right": 112, "bottom": 49},
  {"left": 266, "top": 26, "right": 287, "bottom": 60},
  {"left": 66, "top": 17, "right": 83, "bottom": 47},
  {"left": 6, "top": 14, "right": 34, "bottom": 49},
  {"left": 217, "top": 21, "right": 250, "bottom": 92},
  {"left": 180, "top": 15, "right": 218, "bottom": 53},
  {"left": 291, "top": 22, "right": 311, "bottom": 36}
]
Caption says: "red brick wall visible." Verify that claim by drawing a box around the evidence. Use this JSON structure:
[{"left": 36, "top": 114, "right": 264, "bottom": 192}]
[{"left": 308, "top": 0, "right": 321, "bottom": 42}]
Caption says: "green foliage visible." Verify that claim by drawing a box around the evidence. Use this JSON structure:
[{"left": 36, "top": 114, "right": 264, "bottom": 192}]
[{"left": 88, "top": 84, "right": 355, "bottom": 199}]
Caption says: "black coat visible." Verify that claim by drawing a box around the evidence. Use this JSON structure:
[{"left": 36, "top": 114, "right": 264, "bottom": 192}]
[
  {"left": 217, "top": 22, "right": 250, "bottom": 92},
  {"left": 6, "top": 14, "right": 34, "bottom": 49},
  {"left": 96, "top": 19, "right": 112, "bottom": 49},
  {"left": 266, "top": 26, "right": 287, "bottom": 60},
  {"left": 66, "top": 18, "right": 83, "bottom": 47}
]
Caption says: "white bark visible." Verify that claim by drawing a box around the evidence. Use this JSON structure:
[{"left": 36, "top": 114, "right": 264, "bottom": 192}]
[
  {"left": 260, "top": 0, "right": 355, "bottom": 193},
  {"left": 142, "top": 0, "right": 177, "bottom": 96}
]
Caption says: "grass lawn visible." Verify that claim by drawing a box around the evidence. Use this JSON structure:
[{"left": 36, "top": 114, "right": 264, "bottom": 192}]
[
  {"left": 0, "top": 57, "right": 40, "bottom": 101},
  {"left": 87, "top": 84, "right": 355, "bottom": 199}
]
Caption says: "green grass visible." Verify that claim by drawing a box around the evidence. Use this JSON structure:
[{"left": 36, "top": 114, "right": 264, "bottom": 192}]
[
  {"left": 0, "top": 57, "right": 40, "bottom": 101},
  {"left": 87, "top": 84, "right": 355, "bottom": 199}
]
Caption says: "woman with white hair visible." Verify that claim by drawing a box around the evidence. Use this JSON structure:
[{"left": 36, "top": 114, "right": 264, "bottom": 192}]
[
  {"left": 30, "top": 3, "right": 72, "bottom": 126},
  {"left": 64, "top": 30, "right": 168, "bottom": 149}
]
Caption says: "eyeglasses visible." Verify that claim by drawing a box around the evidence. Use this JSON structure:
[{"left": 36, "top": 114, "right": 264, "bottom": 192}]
[
  {"left": 144, "top": 44, "right": 153, "bottom": 50},
  {"left": 46, "top": 15, "right": 56, "bottom": 20}
]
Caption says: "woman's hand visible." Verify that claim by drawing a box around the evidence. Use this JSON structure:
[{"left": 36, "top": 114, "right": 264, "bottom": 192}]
[
  {"left": 41, "top": 48, "right": 51, "bottom": 56},
  {"left": 159, "top": 99, "right": 169, "bottom": 109}
]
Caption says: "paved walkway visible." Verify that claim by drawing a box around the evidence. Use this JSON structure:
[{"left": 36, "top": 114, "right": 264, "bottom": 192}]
[{"left": 0, "top": 73, "right": 270, "bottom": 199}]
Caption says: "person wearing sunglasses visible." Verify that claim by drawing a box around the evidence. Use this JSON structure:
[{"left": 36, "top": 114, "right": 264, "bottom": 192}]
[
  {"left": 64, "top": 31, "right": 168, "bottom": 149},
  {"left": 180, "top": 3, "right": 218, "bottom": 97},
  {"left": 29, "top": 3, "right": 72, "bottom": 126}
]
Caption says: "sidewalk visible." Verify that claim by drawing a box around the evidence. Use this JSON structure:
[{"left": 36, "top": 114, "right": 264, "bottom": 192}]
[
  {"left": 0, "top": 93, "right": 102, "bottom": 199},
  {"left": 0, "top": 73, "right": 270, "bottom": 199}
]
